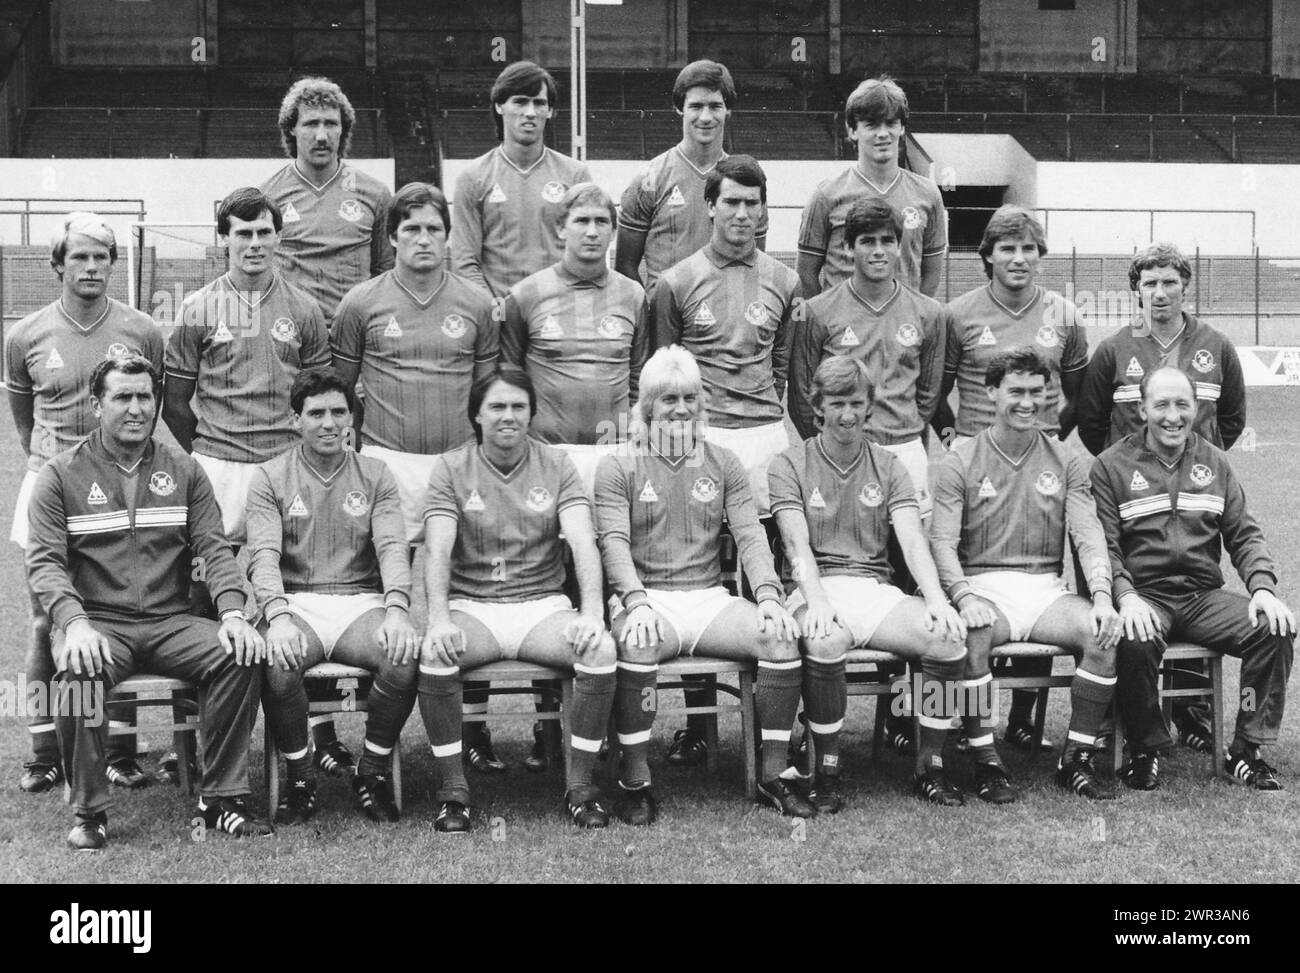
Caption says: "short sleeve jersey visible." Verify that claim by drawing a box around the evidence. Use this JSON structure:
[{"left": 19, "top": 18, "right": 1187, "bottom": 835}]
[
  {"left": 653, "top": 246, "right": 800, "bottom": 428},
  {"left": 619, "top": 146, "right": 769, "bottom": 292},
  {"left": 797, "top": 166, "right": 947, "bottom": 293},
  {"left": 768, "top": 437, "right": 918, "bottom": 583},
  {"left": 246, "top": 446, "right": 409, "bottom": 597},
  {"left": 5, "top": 299, "right": 163, "bottom": 472},
  {"left": 164, "top": 274, "right": 331, "bottom": 463},
  {"left": 944, "top": 285, "right": 1088, "bottom": 436},
  {"left": 424, "top": 439, "right": 587, "bottom": 601},
  {"left": 500, "top": 264, "right": 647, "bottom": 446},
  {"left": 260, "top": 162, "right": 394, "bottom": 321},
  {"left": 331, "top": 270, "right": 497, "bottom": 455},
  {"left": 450, "top": 147, "right": 592, "bottom": 299}
]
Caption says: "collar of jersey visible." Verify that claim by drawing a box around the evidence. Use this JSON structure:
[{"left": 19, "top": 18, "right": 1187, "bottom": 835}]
[
  {"left": 673, "top": 144, "right": 725, "bottom": 179},
  {"left": 986, "top": 283, "right": 1042, "bottom": 320},
  {"left": 814, "top": 435, "right": 866, "bottom": 478},
  {"left": 220, "top": 272, "right": 280, "bottom": 311},
  {"left": 299, "top": 446, "right": 348, "bottom": 485},
  {"left": 87, "top": 430, "right": 156, "bottom": 469},
  {"left": 847, "top": 279, "right": 900, "bottom": 315},
  {"left": 496, "top": 145, "right": 549, "bottom": 177},
  {"left": 555, "top": 262, "right": 609, "bottom": 288},
  {"left": 391, "top": 269, "right": 447, "bottom": 307},
  {"left": 58, "top": 298, "right": 111, "bottom": 334},
  {"left": 704, "top": 244, "right": 757, "bottom": 268},
  {"left": 478, "top": 444, "right": 529, "bottom": 481},
  {"left": 292, "top": 161, "right": 345, "bottom": 194},
  {"left": 851, "top": 166, "right": 902, "bottom": 196},
  {"left": 985, "top": 428, "right": 1038, "bottom": 469},
  {"left": 648, "top": 439, "right": 700, "bottom": 470}
]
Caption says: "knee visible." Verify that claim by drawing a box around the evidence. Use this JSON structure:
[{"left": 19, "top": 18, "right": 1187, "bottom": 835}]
[
  {"left": 262, "top": 664, "right": 304, "bottom": 699},
  {"left": 1080, "top": 643, "right": 1115, "bottom": 676},
  {"left": 379, "top": 656, "right": 418, "bottom": 689},
  {"left": 587, "top": 632, "right": 617, "bottom": 670},
  {"left": 756, "top": 627, "right": 798, "bottom": 663},
  {"left": 802, "top": 628, "right": 851, "bottom": 662},
  {"left": 1117, "top": 637, "right": 1160, "bottom": 667}
]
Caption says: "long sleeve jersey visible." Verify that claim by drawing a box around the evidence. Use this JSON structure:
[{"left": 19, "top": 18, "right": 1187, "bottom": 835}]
[{"left": 1089, "top": 431, "right": 1277, "bottom": 601}]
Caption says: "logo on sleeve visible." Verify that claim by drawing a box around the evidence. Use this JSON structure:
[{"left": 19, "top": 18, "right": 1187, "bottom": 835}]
[
  {"left": 270, "top": 317, "right": 297, "bottom": 342},
  {"left": 1130, "top": 470, "right": 1149, "bottom": 491},
  {"left": 839, "top": 327, "right": 860, "bottom": 347},
  {"left": 597, "top": 315, "right": 624, "bottom": 340},
  {"left": 859, "top": 482, "right": 884, "bottom": 508},
  {"left": 1035, "top": 325, "right": 1059, "bottom": 348},
  {"left": 526, "top": 486, "right": 554, "bottom": 512},
  {"left": 87, "top": 482, "right": 108, "bottom": 505},
  {"left": 487, "top": 184, "right": 507, "bottom": 204},
  {"left": 667, "top": 185, "right": 686, "bottom": 207},
  {"left": 338, "top": 199, "right": 364, "bottom": 223},
  {"left": 464, "top": 489, "right": 485, "bottom": 512},
  {"left": 896, "top": 323, "right": 920, "bottom": 347},
  {"left": 1190, "top": 464, "right": 1215, "bottom": 487},
  {"left": 383, "top": 315, "right": 403, "bottom": 338},
  {"left": 106, "top": 343, "right": 130, "bottom": 360},
  {"left": 537, "top": 314, "right": 563, "bottom": 338},
  {"left": 1192, "top": 349, "right": 1216, "bottom": 373},
  {"left": 211, "top": 320, "right": 234, "bottom": 344},
  {"left": 1125, "top": 357, "right": 1144, "bottom": 379},
  {"left": 808, "top": 487, "right": 826, "bottom": 509},
  {"left": 542, "top": 181, "right": 567, "bottom": 204},
  {"left": 442, "top": 314, "right": 467, "bottom": 339},
  {"left": 690, "top": 477, "right": 718, "bottom": 503},
  {"left": 1035, "top": 471, "right": 1062, "bottom": 496},
  {"left": 978, "top": 476, "right": 997, "bottom": 498},
  {"left": 343, "top": 491, "right": 370, "bottom": 517},
  {"left": 902, "top": 206, "right": 922, "bottom": 230},
  {"left": 148, "top": 472, "right": 176, "bottom": 497},
  {"left": 744, "top": 302, "right": 767, "bottom": 327},
  {"left": 977, "top": 326, "right": 997, "bottom": 347},
  {"left": 693, "top": 302, "right": 716, "bottom": 327},
  {"left": 281, "top": 202, "right": 301, "bottom": 224},
  {"left": 45, "top": 348, "right": 64, "bottom": 370},
  {"left": 638, "top": 481, "right": 658, "bottom": 502},
  {"left": 288, "top": 494, "right": 309, "bottom": 517}
]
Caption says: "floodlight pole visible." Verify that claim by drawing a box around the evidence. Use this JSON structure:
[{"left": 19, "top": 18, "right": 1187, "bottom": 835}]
[{"left": 570, "top": 0, "right": 587, "bottom": 161}]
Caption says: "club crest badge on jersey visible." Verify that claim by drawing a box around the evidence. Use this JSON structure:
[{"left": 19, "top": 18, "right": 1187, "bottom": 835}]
[
  {"left": 106, "top": 343, "right": 130, "bottom": 360},
  {"left": 148, "top": 472, "right": 176, "bottom": 497},
  {"left": 691, "top": 477, "right": 718, "bottom": 503},
  {"left": 859, "top": 482, "right": 884, "bottom": 508},
  {"left": 343, "top": 491, "right": 370, "bottom": 517},
  {"left": 745, "top": 302, "right": 767, "bottom": 327},
  {"left": 442, "top": 314, "right": 468, "bottom": 339},
  {"left": 526, "top": 486, "right": 553, "bottom": 512},
  {"left": 542, "top": 181, "right": 567, "bottom": 204},
  {"left": 1035, "top": 471, "right": 1062, "bottom": 496},
  {"left": 271, "top": 317, "right": 297, "bottom": 343},
  {"left": 597, "top": 315, "right": 623, "bottom": 340},
  {"left": 896, "top": 323, "right": 920, "bottom": 347},
  {"left": 1192, "top": 349, "right": 1216, "bottom": 373},
  {"left": 338, "top": 199, "right": 364, "bottom": 223},
  {"left": 1190, "top": 464, "right": 1215, "bottom": 487},
  {"left": 902, "top": 206, "right": 922, "bottom": 230},
  {"left": 1035, "top": 325, "right": 1059, "bottom": 348}
]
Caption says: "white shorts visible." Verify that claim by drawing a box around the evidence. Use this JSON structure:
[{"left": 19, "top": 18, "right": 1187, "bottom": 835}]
[
  {"left": 877, "top": 436, "right": 931, "bottom": 518},
  {"left": 449, "top": 594, "right": 574, "bottom": 660},
  {"left": 706, "top": 420, "right": 789, "bottom": 515},
  {"left": 631, "top": 586, "right": 738, "bottom": 657},
  {"left": 964, "top": 571, "right": 1069, "bottom": 642},
  {"left": 361, "top": 444, "right": 439, "bottom": 544},
  {"left": 552, "top": 442, "right": 620, "bottom": 501},
  {"left": 785, "top": 575, "right": 910, "bottom": 647},
  {"left": 193, "top": 452, "right": 259, "bottom": 545},
  {"left": 10, "top": 468, "right": 38, "bottom": 548},
  {"left": 283, "top": 592, "right": 386, "bottom": 658}
]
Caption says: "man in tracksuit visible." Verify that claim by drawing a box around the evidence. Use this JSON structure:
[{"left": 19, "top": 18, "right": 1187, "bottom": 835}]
[
  {"left": 27, "top": 355, "right": 271, "bottom": 850},
  {"left": 1090, "top": 365, "right": 1294, "bottom": 791}
]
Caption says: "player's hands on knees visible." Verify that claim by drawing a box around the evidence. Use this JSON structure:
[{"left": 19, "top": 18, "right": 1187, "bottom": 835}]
[
  {"left": 800, "top": 597, "right": 840, "bottom": 642},
  {"left": 566, "top": 612, "right": 606, "bottom": 659},
  {"left": 379, "top": 607, "right": 419, "bottom": 665},
  {"left": 422, "top": 616, "right": 465, "bottom": 668},
  {"left": 1248, "top": 590, "right": 1298, "bottom": 637},
  {"left": 925, "top": 597, "right": 967, "bottom": 642},
  {"left": 264, "top": 615, "right": 306, "bottom": 671},
  {"left": 756, "top": 599, "right": 800, "bottom": 643},
  {"left": 1090, "top": 594, "right": 1122, "bottom": 651},
  {"left": 620, "top": 604, "right": 663, "bottom": 651},
  {"left": 59, "top": 618, "right": 110, "bottom": 676},
  {"left": 1118, "top": 593, "right": 1164, "bottom": 646},
  {"left": 220, "top": 615, "right": 266, "bottom": 666},
  {"left": 956, "top": 594, "right": 996, "bottom": 629}
]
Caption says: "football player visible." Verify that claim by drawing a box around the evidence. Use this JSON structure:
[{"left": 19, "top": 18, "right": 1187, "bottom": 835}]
[
  {"left": 6, "top": 212, "right": 161, "bottom": 793},
  {"left": 797, "top": 76, "right": 947, "bottom": 299},
  {"left": 28, "top": 355, "right": 270, "bottom": 849},
  {"left": 1090, "top": 365, "right": 1293, "bottom": 791},
  {"left": 419, "top": 365, "right": 617, "bottom": 832},
  {"left": 593, "top": 345, "right": 814, "bottom": 823},
  {"left": 771, "top": 356, "right": 967, "bottom": 810},
  {"left": 930, "top": 347, "right": 1121, "bottom": 802},
  {"left": 450, "top": 61, "right": 592, "bottom": 300},
  {"left": 261, "top": 76, "right": 394, "bottom": 322},
  {"left": 247, "top": 367, "right": 418, "bottom": 824},
  {"left": 615, "top": 59, "right": 766, "bottom": 293}
]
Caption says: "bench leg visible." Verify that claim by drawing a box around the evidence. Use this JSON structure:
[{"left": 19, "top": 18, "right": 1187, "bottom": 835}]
[
  {"left": 1112, "top": 704, "right": 1126, "bottom": 776},
  {"left": 393, "top": 743, "right": 403, "bottom": 810},
  {"left": 1210, "top": 654, "right": 1225, "bottom": 779},
  {"left": 1031, "top": 687, "right": 1050, "bottom": 758},
  {"left": 740, "top": 670, "right": 757, "bottom": 800},
  {"left": 560, "top": 677, "right": 574, "bottom": 784},
  {"left": 872, "top": 695, "right": 886, "bottom": 762},
  {"left": 264, "top": 718, "right": 279, "bottom": 815},
  {"left": 702, "top": 675, "right": 720, "bottom": 774}
]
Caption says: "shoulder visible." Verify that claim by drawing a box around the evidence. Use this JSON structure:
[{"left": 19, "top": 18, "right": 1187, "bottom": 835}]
[
  {"left": 1095, "top": 434, "right": 1139, "bottom": 470},
  {"left": 944, "top": 285, "right": 987, "bottom": 317},
  {"left": 107, "top": 298, "right": 156, "bottom": 331},
  {"left": 899, "top": 286, "right": 943, "bottom": 317},
  {"left": 773, "top": 439, "right": 808, "bottom": 474},
  {"left": 8, "top": 302, "right": 55, "bottom": 342},
  {"left": 279, "top": 277, "right": 327, "bottom": 316},
  {"left": 899, "top": 168, "right": 944, "bottom": 203},
  {"left": 444, "top": 272, "right": 495, "bottom": 313},
  {"left": 344, "top": 165, "right": 391, "bottom": 197},
  {"left": 338, "top": 272, "right": 386, "bottom": 309},
  {"left": 608, "top": 272, "right": 646, "bottom": 304},
  {"left": 258, "top": 165, "right": 295, "bottom": 194},
  {"left": 547, "top": 149, "right": 589, "bottom": 181},
  {"left": 756, "top": 251, "right": 799, "bottom": 290},
  {"left": 454, "top": 153, "right": 494, "bottom": 190},
  {"left": 433, "top": 441, "right": 475, "bottom": 478}
]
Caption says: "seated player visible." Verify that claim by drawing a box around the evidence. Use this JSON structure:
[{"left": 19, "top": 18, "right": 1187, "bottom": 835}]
[
  {"left": 593, "top": 345, "right": 813, "bottom": 823},
  {"left": 419, "top": 365, "right": 617, "bottom": 831},
  {"left": 246, "top": 368, "right": 419, "bottom": 824},
  {"left": 27, "top": 356, "right": 270, "bottom": 849},
  {"left": 1090, "top": 365, "right": 1295, "bottom": 790},
  {"left": 930, "top": 347, "right": 1122, "bottom": 802},
  {"left": 771, "top": 357, "right": 968, "bottom": 810}
]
